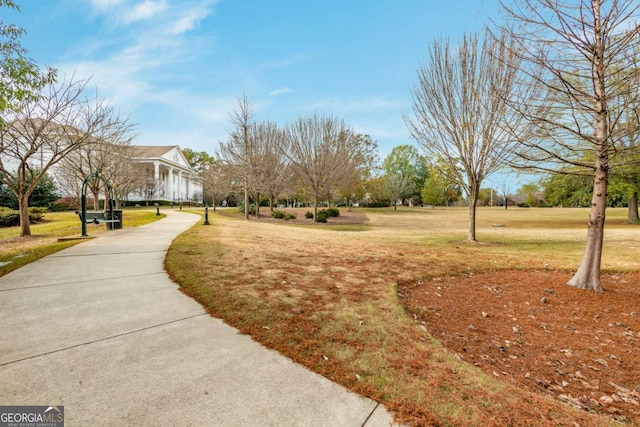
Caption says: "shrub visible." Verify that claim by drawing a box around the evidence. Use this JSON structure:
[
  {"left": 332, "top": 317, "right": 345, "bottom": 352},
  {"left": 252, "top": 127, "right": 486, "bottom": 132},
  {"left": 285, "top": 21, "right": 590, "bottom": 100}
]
[
  {"left": 1, "top": 207, "right": 48, "bottom": 227},
  {"left": 0, "top": 207, "right": 20, "bottom": 227},
  {"left": 271, "top": 210, "right": 297, "bottom": 221},
  {"left": 361, "top": 201, "right": 390, "bottom": 208},
  {"left": 28, "top": 207, "right": 48, "bottom": 223},
  {"left": 326, "top": 207, "right": 340, "bottom": 217},
  {"left": 304, "top": 211, "right": 314, "bottom": 219},
  {"left": 238, "top": 203, "right": 256, "bottom": 215},
  {"left": 50, "top": 197, "right": 78, "bottom": 211},
  {"left": 316, "top": 210, "right": 328, "bottom": 223}
]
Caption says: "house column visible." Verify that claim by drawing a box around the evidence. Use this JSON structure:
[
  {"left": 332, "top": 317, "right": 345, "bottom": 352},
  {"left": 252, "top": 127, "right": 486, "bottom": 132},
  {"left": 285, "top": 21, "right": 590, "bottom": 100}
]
[
  {"left": 185, "top": 174, "right": 190, "bottom": 202},
  {"left": 168, "top": 167, "right": 174, "bottom": 201},
  {"left": 153, "top": 161, "right": 161, "bottom": 197},
  {"left": 178, "top": 171, "right": 183, "bottom": 201}
]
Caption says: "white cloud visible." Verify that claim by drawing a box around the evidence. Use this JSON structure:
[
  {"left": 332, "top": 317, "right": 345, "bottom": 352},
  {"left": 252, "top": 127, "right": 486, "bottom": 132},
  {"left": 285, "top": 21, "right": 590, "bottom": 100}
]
[
  {"left": 86, "top": 0, "right": 216, "bottom": 33},
  {"left": 89, "top": 0, "right": 125, "bottom": 12},
  {"left": 124, "top": 0, "right": 168, "bottom": 24},
  {"left": 167, "top": 1, "right": 217, "bottom": 35},
  {"left": 269, "top": 88, "right": 294, "bottom": 96},
  {"left": 63, "top": 0, "right": 219, "bottom": 110}
]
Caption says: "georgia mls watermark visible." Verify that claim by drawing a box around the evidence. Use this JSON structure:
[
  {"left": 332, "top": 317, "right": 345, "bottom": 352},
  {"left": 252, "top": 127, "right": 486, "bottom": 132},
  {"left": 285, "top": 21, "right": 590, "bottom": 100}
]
[{"left": 0, "top": 406, "right": 64, "bottom": 427}]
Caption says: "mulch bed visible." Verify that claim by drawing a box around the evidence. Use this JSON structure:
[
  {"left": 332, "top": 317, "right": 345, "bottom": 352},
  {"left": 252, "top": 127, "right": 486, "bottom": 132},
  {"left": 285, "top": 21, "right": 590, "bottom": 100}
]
[{"left": 398, "top": 270, "right": 640, "bottom": 424}]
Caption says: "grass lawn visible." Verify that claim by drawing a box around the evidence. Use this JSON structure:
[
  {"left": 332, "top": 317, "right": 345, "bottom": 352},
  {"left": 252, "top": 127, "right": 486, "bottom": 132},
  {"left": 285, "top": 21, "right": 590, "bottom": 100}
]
[
  {"left": 166, "top": 206, "right": 639, "bottom": 426},
  {"left": 0, "top": 209, "right": 165, "bottom": 277}
]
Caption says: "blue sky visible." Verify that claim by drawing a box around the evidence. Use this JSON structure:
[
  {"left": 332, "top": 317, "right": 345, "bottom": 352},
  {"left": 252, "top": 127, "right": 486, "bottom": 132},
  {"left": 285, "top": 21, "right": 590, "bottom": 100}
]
[{"left": 8, "top": 0, "right": 500, "bottom": 161}]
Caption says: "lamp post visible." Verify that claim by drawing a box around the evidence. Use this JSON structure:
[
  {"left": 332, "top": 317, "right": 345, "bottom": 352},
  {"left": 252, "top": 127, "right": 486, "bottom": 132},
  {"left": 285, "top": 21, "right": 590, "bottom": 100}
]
[{"left": 204, "top": 206, "right": 211, "bottom": 225}]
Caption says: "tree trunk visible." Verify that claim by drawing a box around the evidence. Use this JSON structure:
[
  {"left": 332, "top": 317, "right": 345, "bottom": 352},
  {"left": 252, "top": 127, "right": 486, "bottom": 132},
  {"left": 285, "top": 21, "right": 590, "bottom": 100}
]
[
  {"left": 569, "top": 122, "right": 609, "bottom": 292},
  {"left": 313, "top": 196, "right": 319, "bottom": 223},
  {"left": 627, "top": 191, "right": 638, "bottom": 224},
  {"left": 19, "top": 194, "right": 32, "bottom": 237},
  {"left": 568, "top": 167, "right": 607, "bottom": 292},
  {"left": 92, "top": 189, "right": 100, "bottom": 211},
  {"left": 243, "top": 185, "right": 249, "bottom": 219},
  {"left": 569, "top": 12, "right": 608, "bottom": 293},
  {"left": 255, "top": 192, "right": 260, "bottom": 218},
  {"left": 468, "top": 198, "right": 477, "bottom": 242},
  {"left": 467, "top": 183, "right": 479, "bottom": 242}
]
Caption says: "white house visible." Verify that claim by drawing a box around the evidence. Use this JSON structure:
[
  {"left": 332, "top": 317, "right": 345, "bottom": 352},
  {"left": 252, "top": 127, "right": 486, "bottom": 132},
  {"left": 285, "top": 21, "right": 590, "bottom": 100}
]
[{"left": 126, "top": 145, "right": 203, "bottom": 204}]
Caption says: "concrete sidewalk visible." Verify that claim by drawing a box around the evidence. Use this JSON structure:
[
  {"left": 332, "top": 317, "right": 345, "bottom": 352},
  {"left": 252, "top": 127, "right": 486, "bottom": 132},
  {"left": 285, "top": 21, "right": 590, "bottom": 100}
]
[{"left": 0, "top": 211, "right": 396, "bottom": 426}]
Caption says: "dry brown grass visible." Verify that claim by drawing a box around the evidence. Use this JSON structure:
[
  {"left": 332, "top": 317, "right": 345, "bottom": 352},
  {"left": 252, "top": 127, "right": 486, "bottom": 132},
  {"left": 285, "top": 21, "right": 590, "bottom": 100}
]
[{"left": 166, "top": 206, "right": 639, "bottom": 426}]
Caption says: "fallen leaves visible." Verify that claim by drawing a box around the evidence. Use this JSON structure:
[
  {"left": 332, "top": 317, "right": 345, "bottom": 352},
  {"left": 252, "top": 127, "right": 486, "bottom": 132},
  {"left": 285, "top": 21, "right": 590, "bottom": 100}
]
[{"left": 399, "top": 270, "right": 640, "bottom": 423}]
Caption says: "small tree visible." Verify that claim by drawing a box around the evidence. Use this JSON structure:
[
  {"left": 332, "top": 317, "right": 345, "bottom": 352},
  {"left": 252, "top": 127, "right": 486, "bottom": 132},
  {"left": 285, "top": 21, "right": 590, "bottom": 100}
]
[
  {"left": 218, "top": 94, "right": 255, "bottom": 219},
  {"left": 497, "top": 0, "right": 640, "bottom": 291},
  {"left": 421, "top": 176, "right": 445, "bottom": 208},
  {"left": 250, "top": 121, "right": 289, "bottom": 215},
  {"left": 57, "top": 136, "right": 134, "bottom": 210},
  {"left": 28, "top": 171, "right": 59, "bottom": 207},
  {"left": 518, "top": 183, "right": 541, "bottom": 207},
  {"left": 0, "top": 1, "right": 56, "bottom": 127},
  {"left": 0, "top": 77, "right": 132, "bottom": 235},
  {"left": 285, "top": 114, "right": 355, "bottom": 222},
  {"left": 333, "top": 133, "right": 379, "bottom": 209},
  {"left": 0, "top": 170, "right": 58, "bottom": 209},
  {"left": 406, "top": 29, "right": 525, "bottom": 241},
  {"left": 383, "top": 172, "right": 415, "bottom": 210},
  {"left": 202, "top": 158, "right": 231, "bottom": 210},
  {"left": 382, "top": 145, "right": 429, "bottom": 205}
]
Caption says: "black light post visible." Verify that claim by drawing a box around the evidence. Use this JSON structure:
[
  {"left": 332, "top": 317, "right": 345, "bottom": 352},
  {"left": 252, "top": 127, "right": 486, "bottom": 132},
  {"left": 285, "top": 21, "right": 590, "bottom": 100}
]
[{"left": 204, "top": 206, "right": 210, "bottom": 225}]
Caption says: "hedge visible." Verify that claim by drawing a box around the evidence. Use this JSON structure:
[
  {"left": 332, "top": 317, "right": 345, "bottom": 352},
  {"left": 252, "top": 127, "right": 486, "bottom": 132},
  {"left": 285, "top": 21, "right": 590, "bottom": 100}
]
[{"left": 0, "top": 207, "right": 48, "bottom": 228}]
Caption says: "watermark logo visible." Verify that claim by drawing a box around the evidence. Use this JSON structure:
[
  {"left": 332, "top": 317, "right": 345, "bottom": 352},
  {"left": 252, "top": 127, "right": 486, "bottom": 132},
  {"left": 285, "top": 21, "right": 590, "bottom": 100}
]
[{"left": 0, "top": 406, "right": 64, "bottom": 427}]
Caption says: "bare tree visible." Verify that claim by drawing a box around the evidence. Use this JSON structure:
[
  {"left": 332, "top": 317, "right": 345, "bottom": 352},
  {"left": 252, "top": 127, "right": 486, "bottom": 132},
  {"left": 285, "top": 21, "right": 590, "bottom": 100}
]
[
  {"left": 201, "top": 158, "right": 231, "bottom": 210},
  {"left": 335, "top": 132, "right": 380, "bottom": 208},
  {"left": 496, "top": 0, "right": 640, "bottom": 292},
  {"left": 57, "top": 133, "right": 134, "bottom": 210},
  {"left": 500, "top": 181, "right": 513, "bottom": 210},
  {"left": 251, "top": 121, "right": 290, "bottom": 213},
  {"left": 218, "top": 94, "right": 255, "bottom": 219},
  {"left": 55, "top": 169, "right": 83, "bottom": 203},
  {"left": 105, "top": 143, "right": 141, "bottom": 208},
  {"left": 405, "top": 29, "right": 526, "bottom": 241},
  {"left": 0, "top": 77, "right": 132, "bottom": 236},
  {"left": 285, "top": 114, "right": 353, "bottom": 222},
  {"left": 610, "top": 45, "right": 640, "bottom": 224}
]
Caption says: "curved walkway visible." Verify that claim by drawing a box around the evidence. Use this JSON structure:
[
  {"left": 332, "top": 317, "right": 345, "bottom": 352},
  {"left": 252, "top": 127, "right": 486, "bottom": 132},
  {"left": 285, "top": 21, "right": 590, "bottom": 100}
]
[{"left": 0, "top": 210, "right": 396, "bottom": 426}]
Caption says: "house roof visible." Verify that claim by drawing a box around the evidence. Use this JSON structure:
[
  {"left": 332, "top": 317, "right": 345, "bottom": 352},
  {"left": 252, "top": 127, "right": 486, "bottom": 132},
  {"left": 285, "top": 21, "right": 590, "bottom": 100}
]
[{"left": 130, "top": 145, "right": 179, "bottom": 158}]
